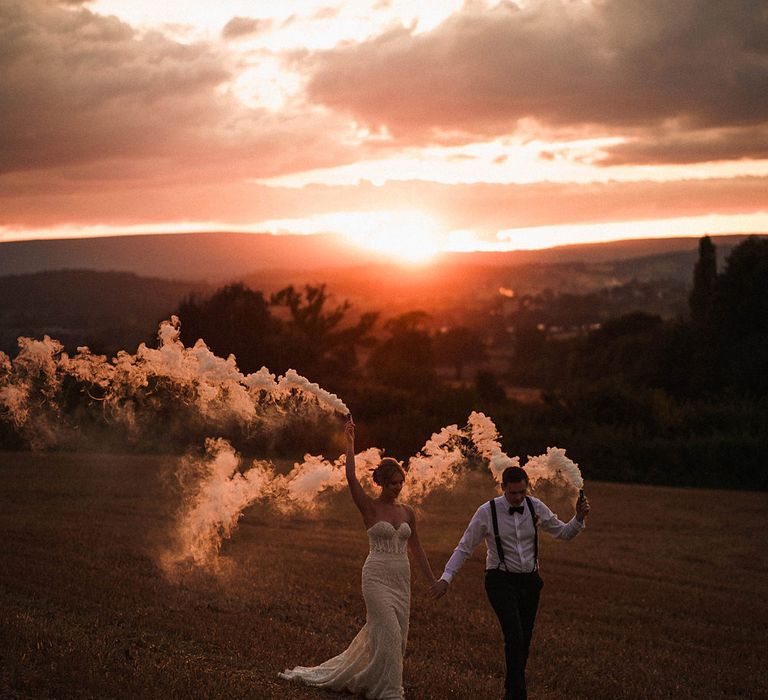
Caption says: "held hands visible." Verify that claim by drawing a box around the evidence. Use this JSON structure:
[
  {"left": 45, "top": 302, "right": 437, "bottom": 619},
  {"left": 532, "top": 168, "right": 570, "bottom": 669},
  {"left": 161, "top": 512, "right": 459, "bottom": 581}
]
[{"left": 430, "top": 579, "right": 449, "bottom": 600}]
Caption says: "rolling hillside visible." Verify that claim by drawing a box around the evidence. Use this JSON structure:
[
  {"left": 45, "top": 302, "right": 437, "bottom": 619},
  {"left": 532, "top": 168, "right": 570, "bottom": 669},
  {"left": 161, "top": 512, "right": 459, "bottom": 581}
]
[
  {"left": 0, "top": 231, "right": 751, "bottom": 280},
  {"left": 0, "top": 270, "right": 210, "bottom": 356},
  {"left": 0, "top": 233, "right": 756, "bottom": 355}
]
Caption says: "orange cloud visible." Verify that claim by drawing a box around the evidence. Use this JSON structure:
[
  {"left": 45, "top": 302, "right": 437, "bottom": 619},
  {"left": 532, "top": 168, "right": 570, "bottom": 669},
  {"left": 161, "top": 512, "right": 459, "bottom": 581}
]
[
  {"left": 2, "top": 0, "right": 767, "bottom": 242},
  {"left": 2, "top": 175, "right": 766, "bottom": 236},
  {"left": 0, "top": 0, "right": 367, "bottom": 183},
  {"left": 1, "top": 0, "right": 230, "bottom": 173},
  {"left": 303, "top": 0, "right": 768, "bottom": 163}
]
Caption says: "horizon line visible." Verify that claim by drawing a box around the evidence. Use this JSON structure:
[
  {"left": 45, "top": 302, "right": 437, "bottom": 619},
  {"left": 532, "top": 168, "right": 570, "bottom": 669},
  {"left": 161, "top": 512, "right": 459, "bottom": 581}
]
[{"left": 1, "top": 227, "right": 764, "bottom": 254}]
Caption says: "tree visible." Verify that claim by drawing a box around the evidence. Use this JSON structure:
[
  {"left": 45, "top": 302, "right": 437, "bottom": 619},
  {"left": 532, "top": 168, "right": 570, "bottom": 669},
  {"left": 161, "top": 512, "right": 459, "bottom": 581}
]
[
  {"left": 565, "top": 312, "right": 664, "bottom": 387},
  {"left": 176, "top": 283, "right": 281, "bottom": 373},
  {"left": 712, "top": 236, "right": 768, "bottom": 395},
  {"left": 689, "top": 235, "right": 717, "bottom": 326},
  {"left": 591, "top": 311, "right": 663, "bottom": 343},
  {"left": 475, "top": 370, "right": 507, "bottom": 404},
  {"left": 714, "top": 236, "right": 768, "bottom": 337},
  {"left": 366, "top": 312, "right": 438, "bottom": 391},
  {"left": 436, "top": 326, "right": 487, "bottom": 379},
  {"left": 270, "top": 284, "right": 378, "bottom": 381}
]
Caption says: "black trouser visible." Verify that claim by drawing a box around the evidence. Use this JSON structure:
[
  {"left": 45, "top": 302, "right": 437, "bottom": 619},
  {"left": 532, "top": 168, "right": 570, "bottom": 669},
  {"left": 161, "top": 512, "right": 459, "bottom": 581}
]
[{"left": 484, "top": 569, "right": 543, "bottom": 700}]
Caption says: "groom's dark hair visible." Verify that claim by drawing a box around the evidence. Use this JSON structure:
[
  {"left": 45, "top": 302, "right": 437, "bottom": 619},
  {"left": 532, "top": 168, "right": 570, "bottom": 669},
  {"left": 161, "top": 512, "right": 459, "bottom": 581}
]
[{"left": 501, "top": 466, "right": 529, "bottom": 486}]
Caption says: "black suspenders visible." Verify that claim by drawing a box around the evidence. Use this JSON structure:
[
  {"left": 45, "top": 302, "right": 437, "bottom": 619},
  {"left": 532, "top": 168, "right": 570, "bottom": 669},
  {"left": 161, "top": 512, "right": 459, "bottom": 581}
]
[
  {"left": 527, "top": 496, "right": 539, "bottom": 571},
  {"left": 489, "top": 497, "right": 505, "bottom": 567},
  {"left": 488, "top": 497, "right": 539, "bottom": 573}
]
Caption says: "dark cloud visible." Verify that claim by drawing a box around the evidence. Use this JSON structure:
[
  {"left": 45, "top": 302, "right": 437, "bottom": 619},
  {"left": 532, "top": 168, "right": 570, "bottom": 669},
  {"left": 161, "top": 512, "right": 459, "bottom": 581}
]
[
  {"left": 0, "top": 0, "right": 360, "bottom": 184},
  {"left": 304, "top": 0, "right": 768, "bottom": 163},
  {"left": 221, "top": 16, "right": 272, "bottom": 39},
  {"left": 596, "top": 126, "right": 768, "bottom": 165},
  {"left": 0, "top": 0, "right": 230, "bottom": 173}
]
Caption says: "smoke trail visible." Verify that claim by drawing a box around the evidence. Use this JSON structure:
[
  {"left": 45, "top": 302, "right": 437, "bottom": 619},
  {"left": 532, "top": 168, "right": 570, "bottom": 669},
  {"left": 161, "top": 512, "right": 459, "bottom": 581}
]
[
  {"left": 400, "top": 410, "right": 581, "bottom": 499},
  {"left": 0, "top": 320, "right": 583, "bottom": 577},
  {"left": 0, "top": 317, "right": 348, "bottom": 450},
  {"left": 276, "top": 369, "right": 348, "bottom": 416},
  {"left": 524, "top": 446, "right": 583, "bottom": 490},
  {"left": 161, "top": 410, "right": 583, "bottom": 575},
  {"left": 161, "top": 440, "right": 384, "bottom": 575},
  {"left": 0, "top": 336, "right": 65, "bottom": 449}
]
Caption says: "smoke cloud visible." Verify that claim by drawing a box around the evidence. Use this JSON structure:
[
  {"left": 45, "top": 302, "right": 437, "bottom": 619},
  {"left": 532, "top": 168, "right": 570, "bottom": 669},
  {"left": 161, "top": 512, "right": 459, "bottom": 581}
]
[
  {"left": 0, "top": 316, "right": 347, "bottom": 451},
  {"left": 0, "top": 318, "right": 583, "bottom": 578},
  {"left": 160, "top": 411, "right": 583, "bottom": 576}
]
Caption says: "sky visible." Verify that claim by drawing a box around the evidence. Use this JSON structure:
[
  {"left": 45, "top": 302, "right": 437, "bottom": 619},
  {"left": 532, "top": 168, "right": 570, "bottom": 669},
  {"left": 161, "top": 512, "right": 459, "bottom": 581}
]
[{"left": 1, "top": 0, "right": 767, "bottom": 260}]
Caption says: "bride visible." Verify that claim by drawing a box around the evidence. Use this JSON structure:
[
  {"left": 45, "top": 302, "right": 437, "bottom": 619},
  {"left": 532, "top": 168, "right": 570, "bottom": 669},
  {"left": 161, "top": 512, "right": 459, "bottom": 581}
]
[{"left": 279, "top": 418, "right": 437, "bottom": 699}]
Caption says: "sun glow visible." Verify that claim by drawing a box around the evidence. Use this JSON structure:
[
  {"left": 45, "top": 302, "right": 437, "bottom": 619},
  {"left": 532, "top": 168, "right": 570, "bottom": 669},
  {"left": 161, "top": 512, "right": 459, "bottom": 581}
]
[
  {"left": 496, "top": 211, "right": 768, "bottom": 249},
  {"left": 342, "top": 211, "right": 442, "bottom": 263},
  {"left": 255, "top": 210, "right": 443, "bottom": 264}
]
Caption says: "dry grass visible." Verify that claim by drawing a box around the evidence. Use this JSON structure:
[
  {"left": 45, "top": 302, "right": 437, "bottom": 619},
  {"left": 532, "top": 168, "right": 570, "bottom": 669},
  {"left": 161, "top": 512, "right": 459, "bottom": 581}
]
[{"left": 0, "top": 451, "right": 766, "bottom": 699}]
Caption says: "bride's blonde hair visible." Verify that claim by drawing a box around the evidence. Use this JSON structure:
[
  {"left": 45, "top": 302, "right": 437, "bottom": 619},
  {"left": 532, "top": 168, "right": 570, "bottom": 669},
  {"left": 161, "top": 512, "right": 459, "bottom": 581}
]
[{"left": 372, "top": 457, "right": 405, "bottom": 486}]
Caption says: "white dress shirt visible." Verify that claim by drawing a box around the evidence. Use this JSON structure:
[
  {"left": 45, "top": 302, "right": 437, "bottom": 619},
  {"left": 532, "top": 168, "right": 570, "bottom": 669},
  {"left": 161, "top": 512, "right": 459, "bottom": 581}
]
[{"left": 440, "top": 495, "right": 584, "bottom": 581}]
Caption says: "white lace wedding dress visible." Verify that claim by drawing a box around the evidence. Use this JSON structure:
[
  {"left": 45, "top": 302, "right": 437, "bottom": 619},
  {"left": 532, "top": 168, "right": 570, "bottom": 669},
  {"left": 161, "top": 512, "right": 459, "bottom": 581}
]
[{"left": 279, "top": 521, "right": 411, "bottom": 699}]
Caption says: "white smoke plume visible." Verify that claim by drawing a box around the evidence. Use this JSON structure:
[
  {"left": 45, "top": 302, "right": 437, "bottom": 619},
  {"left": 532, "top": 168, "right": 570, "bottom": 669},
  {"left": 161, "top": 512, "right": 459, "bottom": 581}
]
[
  {"left": 466, "top": 411, "right": 521, "bottom": 481},
  {"left": 161, "top": 440, "right": 384, "bottom": 574},
  {"left": 0, "top": 336, "right": 65, "bottom": 449},
  {"left": 524, "top": 446, "right": 584, "bottom": 491},
  {"left": 0, "top": 321, "right": 583, "bottom": 577},
  {"left": 0, "top": 317, "right": 348, "bottom": 449},
  {"left": 276, "top": 369, "right": 349, "bottom": 416},
  {"left": 162, "top": 410, "right": 584, "bottom": 575}
]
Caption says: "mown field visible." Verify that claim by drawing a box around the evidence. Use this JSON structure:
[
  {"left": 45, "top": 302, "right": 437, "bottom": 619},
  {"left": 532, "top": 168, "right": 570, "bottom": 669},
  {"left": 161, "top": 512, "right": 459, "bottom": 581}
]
[{"left": 0, "top": 451, "right": 766, "bottom": 699}]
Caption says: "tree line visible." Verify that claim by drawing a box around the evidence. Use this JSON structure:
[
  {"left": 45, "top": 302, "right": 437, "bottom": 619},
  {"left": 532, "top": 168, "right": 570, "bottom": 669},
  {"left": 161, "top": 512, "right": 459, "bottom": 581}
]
[
  {"left": 172, "top": 236, "right": 767, "bottom": 490},
  {"left": 1, "top": 236, "right": 764, "bottom": 489},
  {"left": 497, "top": 235, "right": 768, "bottom": 489}
]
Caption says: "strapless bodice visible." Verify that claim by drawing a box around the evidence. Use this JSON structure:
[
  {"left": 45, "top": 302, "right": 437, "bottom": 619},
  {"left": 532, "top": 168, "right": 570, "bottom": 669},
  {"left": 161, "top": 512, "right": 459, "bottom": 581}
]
[{"left": 367, "top": 521, "right": 411, "bottom": 555}]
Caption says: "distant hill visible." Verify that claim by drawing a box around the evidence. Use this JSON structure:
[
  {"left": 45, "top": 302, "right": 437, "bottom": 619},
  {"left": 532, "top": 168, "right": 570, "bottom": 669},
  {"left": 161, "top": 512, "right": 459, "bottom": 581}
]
[
  {"left": 443, "top": 234, "right": 752, "bottom": 266},
  {"left": 0, "top": 231, "right": 754, "bottom": 280},
  {"left": 0, "top": 232, "right": 379, "bottom": 280},
  {"left": 242, "top": 239, "right": 748, "bottom": 318},
  {"left": 0, "top": 270, "right": 210, "bottom": 356},
  {"left": 0, "top": 233, "right": 759, "bottom": 356}
]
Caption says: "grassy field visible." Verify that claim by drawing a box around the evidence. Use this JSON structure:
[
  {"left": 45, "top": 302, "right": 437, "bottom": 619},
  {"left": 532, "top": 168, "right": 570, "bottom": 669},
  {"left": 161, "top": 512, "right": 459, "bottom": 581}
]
[{"left": 0, "top": 451, "right": 766, "bottom": 699}]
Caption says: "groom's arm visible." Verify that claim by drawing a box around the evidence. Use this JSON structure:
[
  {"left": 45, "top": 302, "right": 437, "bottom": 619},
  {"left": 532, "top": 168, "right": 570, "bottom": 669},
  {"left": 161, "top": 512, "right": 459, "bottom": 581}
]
[
  {"left": 535, "top": 497, "right": 588, "bottom": 540},
  {"left": 431, "top": 506, "right": 487, "bottom": 598}
]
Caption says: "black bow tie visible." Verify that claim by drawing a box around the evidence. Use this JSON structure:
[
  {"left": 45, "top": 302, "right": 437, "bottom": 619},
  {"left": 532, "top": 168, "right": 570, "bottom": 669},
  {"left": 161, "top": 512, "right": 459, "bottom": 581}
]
[{"left": 509, "top": 506, "right": 524, "bottom": 515}]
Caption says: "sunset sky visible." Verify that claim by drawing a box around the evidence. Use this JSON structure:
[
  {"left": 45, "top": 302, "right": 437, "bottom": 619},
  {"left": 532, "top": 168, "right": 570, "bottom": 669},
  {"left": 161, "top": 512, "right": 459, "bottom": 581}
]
[{"left": 1, "top": 0, "right": 767, "bottom": 258}]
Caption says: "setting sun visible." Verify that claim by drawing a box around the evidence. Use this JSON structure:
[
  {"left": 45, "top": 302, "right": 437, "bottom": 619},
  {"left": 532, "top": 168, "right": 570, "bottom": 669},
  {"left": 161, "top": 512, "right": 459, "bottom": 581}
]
[
  {"left": 339, "top": 210, "right": 442, "bottom": 264},
  {"left": 255, "top": 210, "right": 443, "bottom": 264}
]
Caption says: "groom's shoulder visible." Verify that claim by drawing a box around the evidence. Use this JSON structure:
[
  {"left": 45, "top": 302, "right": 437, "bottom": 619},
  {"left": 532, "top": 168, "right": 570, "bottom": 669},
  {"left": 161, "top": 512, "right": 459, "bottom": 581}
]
[
  {"left": 474, "top": 499, "right": 494, "bottom": 515},
  {"left": 476, "top": 496, "right": 501, "bottom": 513}
]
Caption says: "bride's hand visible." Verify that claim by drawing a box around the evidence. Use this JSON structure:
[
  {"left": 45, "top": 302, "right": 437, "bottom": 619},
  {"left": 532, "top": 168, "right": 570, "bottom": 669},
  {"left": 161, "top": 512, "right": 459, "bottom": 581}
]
[
  {"left": 344, "top": 418, "right": 355, "bottom": 446},
  {"left": 430, "top": 579, "right": 448, "bottom": 600}
]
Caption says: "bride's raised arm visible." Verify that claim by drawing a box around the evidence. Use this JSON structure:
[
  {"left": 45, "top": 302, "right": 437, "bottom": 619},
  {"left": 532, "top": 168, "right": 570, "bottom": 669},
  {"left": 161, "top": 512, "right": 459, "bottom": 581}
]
[{"left": 344, "top": 418, "right": 374, "bottom": 524}]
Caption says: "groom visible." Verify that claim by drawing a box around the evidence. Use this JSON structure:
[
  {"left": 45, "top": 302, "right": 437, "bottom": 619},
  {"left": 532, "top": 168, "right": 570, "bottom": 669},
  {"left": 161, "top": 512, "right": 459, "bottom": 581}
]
[{"left": 431, "top": 466, "right": 590, "bottom": 700}]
